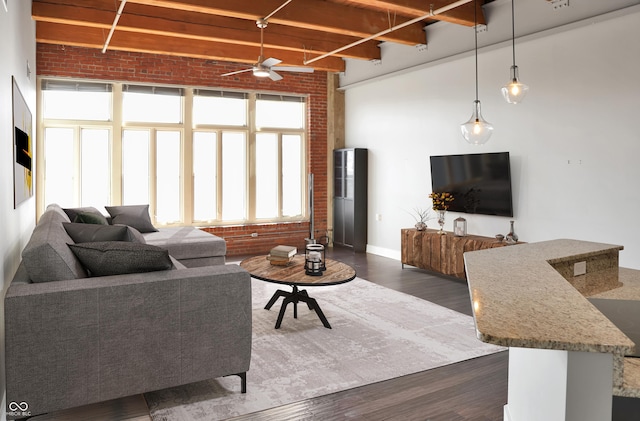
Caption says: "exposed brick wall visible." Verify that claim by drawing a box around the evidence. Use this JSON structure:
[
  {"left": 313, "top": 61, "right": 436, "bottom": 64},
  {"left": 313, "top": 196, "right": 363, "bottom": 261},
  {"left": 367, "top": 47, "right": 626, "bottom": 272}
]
[{"left": 37, "top": 44, "right": 329, "bottom": 256}]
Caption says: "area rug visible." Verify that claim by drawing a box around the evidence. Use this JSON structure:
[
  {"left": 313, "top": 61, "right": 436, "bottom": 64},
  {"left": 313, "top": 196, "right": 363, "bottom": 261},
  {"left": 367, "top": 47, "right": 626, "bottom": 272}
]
[{"left": 145, "top": 277, "right": 504, "bottom": 421}]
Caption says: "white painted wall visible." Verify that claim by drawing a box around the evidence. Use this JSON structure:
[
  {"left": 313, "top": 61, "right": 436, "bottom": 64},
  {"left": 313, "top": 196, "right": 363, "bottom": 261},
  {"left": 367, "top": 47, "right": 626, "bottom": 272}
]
[
  {"left": 343, "top": 3, "right": 640, "bottom": 268},
  {"left": 0, "top": 0, "right": 37, "bottom": 415}
]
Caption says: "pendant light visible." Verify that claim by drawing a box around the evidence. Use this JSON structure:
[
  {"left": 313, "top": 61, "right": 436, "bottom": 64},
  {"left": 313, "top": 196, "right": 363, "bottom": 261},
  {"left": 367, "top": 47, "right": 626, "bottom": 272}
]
[
  {"left": 461, "top": 0, "right": 493, "bottom": 145},
  {"left": 501, "top": 0, "right": 529, "bottom": 104}
]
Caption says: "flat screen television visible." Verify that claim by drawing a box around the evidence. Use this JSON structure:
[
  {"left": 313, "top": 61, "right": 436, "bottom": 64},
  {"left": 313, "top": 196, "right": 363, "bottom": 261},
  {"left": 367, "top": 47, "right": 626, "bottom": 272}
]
[{"left": 430, "top": 152, "right": 513, "bottom": 217}]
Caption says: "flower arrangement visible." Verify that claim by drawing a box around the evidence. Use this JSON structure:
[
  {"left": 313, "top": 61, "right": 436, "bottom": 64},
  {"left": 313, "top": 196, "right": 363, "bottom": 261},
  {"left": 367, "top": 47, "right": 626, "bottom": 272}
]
[{"left": 429, "top": 192, "right": 454, "bottom": 211}]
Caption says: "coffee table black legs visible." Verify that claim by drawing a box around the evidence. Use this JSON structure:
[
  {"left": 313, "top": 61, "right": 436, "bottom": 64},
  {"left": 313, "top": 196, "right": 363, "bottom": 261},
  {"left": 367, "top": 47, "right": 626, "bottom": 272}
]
[{"left": 265, "top": 285, "right": 332, "bottom": 329}]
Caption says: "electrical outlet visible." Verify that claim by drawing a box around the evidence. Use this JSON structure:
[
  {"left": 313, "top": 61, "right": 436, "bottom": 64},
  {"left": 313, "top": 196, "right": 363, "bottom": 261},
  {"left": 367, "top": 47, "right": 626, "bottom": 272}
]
[
  {"left": 574, "top": 261, "right": 586, "bottom": 276},
  {"left": 549, "top": 0, "right": 570, "bottom": 10},
  {"left": 375, "top": 214, "right": 382, "bottom": 221}
]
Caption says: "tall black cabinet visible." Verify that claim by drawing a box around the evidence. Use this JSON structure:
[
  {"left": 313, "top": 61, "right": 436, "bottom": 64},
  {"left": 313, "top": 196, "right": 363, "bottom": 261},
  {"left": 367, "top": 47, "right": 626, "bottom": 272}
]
[{"left": 333, "top": 148, "right": 367, "bottom": 252}]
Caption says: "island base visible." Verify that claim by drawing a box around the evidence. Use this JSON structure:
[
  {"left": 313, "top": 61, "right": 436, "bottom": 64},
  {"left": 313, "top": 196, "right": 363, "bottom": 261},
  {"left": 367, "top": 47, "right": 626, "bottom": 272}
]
[{"left": 504, "top": 347, "right": 613, "bottom": 421}]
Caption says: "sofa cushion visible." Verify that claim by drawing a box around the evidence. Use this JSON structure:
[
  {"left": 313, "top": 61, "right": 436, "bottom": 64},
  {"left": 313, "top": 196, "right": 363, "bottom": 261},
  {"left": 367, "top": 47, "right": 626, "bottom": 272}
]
[
  {"left": 143, "top": 227, "right": 226, "bottom": 260},
  {"left": 63, "top": 223, "right": 145, "bottom": 244},
  {"left": 22, "top": 204, "right": 88, "bottom": 282},
  {"left": 105, "top": 205, "right": 158, "bottom": 233},
  {"left": 68, "top": 242, "right": 173, "bottom": 276}
]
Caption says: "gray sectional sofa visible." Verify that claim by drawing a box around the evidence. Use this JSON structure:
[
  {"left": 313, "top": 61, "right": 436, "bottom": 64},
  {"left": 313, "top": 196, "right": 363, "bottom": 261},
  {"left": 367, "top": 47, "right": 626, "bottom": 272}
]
[{"left": 4, "top": 204, "right": 252, "bottom": 418}]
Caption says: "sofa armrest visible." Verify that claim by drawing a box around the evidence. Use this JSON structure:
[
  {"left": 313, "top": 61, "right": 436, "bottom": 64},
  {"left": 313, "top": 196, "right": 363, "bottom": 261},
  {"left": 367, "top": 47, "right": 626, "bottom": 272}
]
[{"left": 5, "top": 264, "right": 252, "bottom": 417}]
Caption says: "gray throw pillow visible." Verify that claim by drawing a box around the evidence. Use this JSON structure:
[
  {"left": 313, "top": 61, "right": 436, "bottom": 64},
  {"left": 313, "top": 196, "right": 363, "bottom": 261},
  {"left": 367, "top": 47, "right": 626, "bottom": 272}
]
[
  {"left": 105, "top": 205, "right": 158, "bottom": 233},
  {"left": 63, "top": 223, "right": 145, "bottom": 244},
  {"left": 74, "top": 211, "right": 109, "bottom": 225},
  {"left": 68, "top": 242, "right": 172, "bottom": 276},
  {"left": 63, "top": 206, "right": 104, "bottom": 222}
]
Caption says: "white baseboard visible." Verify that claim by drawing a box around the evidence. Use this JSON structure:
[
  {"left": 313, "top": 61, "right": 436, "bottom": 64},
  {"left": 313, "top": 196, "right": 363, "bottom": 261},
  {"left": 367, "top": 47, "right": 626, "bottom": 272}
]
[
  {"left": 504, "top": 404, "right": 512, "bottom": 421},
  {"left": 365, "top": 244, "right": 400, "bottom": 261}
]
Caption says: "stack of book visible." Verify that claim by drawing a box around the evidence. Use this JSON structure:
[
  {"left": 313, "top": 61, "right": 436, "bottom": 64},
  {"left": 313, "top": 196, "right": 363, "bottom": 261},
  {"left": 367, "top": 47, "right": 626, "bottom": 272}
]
[{"left": 267, "top": 245, "right": 297, "bottom": 266}]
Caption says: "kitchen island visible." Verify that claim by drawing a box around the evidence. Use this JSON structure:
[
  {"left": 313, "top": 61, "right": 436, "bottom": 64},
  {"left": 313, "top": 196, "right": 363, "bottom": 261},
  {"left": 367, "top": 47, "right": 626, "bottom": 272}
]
[{"left": 464, "top": 239, "right": 636, "bottom": 421}]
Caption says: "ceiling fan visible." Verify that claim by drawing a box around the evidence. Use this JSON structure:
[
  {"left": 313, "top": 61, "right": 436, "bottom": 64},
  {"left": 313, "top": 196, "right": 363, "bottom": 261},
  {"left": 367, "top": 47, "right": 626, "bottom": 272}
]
[{"left": 221, "top": 18, "right": 313, "bottom": 81}]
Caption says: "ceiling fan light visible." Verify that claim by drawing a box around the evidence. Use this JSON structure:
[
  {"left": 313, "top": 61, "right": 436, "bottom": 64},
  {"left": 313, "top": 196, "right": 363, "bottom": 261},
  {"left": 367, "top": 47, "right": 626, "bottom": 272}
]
[
  {"left": 501, "top": 65, "right": 529, "bottom": 104},
  {"left": 461, "top": 100, "right": 494, "bottom": 145},
  {"left": 253, "top": 65, "right": 271, "bottom": 77}
]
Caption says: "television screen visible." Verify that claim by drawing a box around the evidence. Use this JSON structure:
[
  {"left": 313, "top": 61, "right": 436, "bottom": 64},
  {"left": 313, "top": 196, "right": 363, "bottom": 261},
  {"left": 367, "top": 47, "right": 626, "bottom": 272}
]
[{"left": 430, "top": 152, "right": 513, "bottom": 217}]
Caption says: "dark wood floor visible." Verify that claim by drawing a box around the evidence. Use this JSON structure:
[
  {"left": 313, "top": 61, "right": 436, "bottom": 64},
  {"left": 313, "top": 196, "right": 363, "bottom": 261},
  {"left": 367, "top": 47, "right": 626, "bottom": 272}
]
[{"left": 33, "top": 246, "right": 640, "bottom": 420}]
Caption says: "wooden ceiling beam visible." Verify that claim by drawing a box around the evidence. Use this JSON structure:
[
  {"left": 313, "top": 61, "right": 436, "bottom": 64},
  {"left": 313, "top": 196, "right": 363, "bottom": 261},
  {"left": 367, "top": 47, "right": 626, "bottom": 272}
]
[
  {"left": 333, "top": 0, "right": 485, "bottom": 26},
  {"left": 125, "top": 0, "right": 427, "bottom": 45},
  {"left": 36, "top": 21, "right": 346, "bottom": 72},
  {"left": 32, "top": 0, "right": 380, "bottom": 61}
]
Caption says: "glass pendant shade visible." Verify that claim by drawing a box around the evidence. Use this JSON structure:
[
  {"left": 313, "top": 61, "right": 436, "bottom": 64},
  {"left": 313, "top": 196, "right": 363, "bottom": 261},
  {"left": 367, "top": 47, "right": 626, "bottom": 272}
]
[
  {"left": 501, "top": 65, "right": 529, "bottom": 104},
  {"left": 502, "top": 0, "right": 529, "bottom": 104},
  {"left": 461, "top": 100, "right": 493, "bottom": 145}
]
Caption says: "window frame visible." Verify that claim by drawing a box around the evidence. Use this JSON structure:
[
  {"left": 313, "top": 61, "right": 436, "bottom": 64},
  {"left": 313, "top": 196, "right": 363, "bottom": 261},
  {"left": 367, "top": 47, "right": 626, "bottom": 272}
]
[{"left": 37, "top": 78, "right": 309, "bottom": 227}]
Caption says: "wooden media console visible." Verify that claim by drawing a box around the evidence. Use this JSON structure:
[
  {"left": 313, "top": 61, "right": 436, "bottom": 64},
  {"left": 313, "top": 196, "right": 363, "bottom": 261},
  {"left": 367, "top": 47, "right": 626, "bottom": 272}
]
[{"left": 401, "top": 228, "right": 510, "bottom": 279}]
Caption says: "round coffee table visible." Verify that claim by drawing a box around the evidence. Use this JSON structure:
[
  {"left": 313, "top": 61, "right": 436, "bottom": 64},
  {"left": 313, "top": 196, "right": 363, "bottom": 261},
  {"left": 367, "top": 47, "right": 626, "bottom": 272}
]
[{"left": 240, "top": 255, "right": 356, "bottom": 329}]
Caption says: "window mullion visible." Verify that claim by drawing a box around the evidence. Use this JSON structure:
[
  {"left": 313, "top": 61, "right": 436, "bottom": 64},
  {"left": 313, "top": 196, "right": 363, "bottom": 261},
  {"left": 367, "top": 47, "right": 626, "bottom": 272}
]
[
  {"left": 112, "top": 83, "right": 124, "bottom": 205},
  {"left": 150, "top": 129, "right": 158, "bottom": 223},
  {"left": 183, "top": 88, "right": 194, "bottom": 225},
  {"left": 247, "top": 93, "right": 257, "bottom": 222},
  {"left": 278, "top": 133, "right": 284, "bottom": 219}
]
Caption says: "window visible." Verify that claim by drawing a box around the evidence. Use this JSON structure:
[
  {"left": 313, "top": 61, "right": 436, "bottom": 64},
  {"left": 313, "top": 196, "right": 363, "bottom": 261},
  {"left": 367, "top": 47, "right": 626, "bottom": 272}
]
[
  {"left": 193, "top": 90, "right": 247, "bottom": 126},
  {"left": 39, "top": 79, "right": 307, "bottom": 226},
  {"left": 193, "top": 132, "right": 217, "bottom": 222},
  {"left": 122, "top": 130, "right": 150, "bottom": 206},
  {"left": 122, "top": 85, "right": 183, "bottom": 124},
  {"left": 42, "top": 80, "right": 111, "bottom": 121}
]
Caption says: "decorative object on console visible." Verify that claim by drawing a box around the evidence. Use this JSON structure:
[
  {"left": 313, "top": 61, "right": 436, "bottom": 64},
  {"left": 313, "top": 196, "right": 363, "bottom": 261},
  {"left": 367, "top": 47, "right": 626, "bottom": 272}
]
[
  {"left": 429, "top": 192, "right": 453, "bottom": 235},
  {"left": 501, "top": 0, "right": 529, "bottom": 104},
  {"left": 429, "top": 191, "right": 454, "bottom": 211},
  {"left": 411, "top": 207, "right": 433, "bottom": 231},
  {"left": 304, "top": 243, "right": 325, "bottom": 276},
  {"left": 495, "top": 234, "right": 505, "bottom": 242},
  {"left": 506, "top": 220, "right": 518, "bottom": 243},
  {"left": 460, "top": 0, "right": 493, "bottom": 145},
  {"left": 436, "top": 210, "right": 447, "bottom": 235},
  {"left": 454, "top": 217, "right": 467, "bottom": 237}
]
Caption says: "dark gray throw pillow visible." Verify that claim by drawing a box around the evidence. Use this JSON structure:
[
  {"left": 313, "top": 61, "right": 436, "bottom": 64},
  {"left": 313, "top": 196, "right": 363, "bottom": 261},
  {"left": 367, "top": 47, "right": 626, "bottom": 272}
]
[
  {"left": 63, "top": 206, "right": 105, "bottom": 222},
  {"left": 68, "top": 241, "right": 172, "bottom": 276},
  {"left": 74, "top": 211, "right": 109, "bottom": 225},
  {"left": 105, "top": 205, "right": 158, "bottom": 233},
  {"left": 63, "top": 222, "right": 145, "bottom": 244}
]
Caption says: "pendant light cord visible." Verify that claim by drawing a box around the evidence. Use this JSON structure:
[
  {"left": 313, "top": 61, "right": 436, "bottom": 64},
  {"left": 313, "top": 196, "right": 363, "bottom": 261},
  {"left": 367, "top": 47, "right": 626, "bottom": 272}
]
[
  {"left": 474, "top": 0, "right": 479, "bottom": 102},
  {"left": 511, "top": 0, "right": 516, "bottom": 66}
]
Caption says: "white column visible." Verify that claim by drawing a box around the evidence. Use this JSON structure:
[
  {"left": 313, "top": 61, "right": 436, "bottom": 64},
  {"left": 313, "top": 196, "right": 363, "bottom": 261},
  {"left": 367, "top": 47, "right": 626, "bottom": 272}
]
[{"left": 504, "top": 347, "right": 613, "bottom": 421}]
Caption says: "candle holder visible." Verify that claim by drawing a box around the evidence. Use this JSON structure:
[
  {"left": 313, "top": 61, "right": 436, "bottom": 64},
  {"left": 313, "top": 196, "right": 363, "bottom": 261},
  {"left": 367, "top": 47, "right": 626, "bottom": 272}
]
[
  {"left": 305, "top": 244, "right": 325, "bottom": 276},
  {"left": 454, "top": 217, "right": 467, "bottom": 237}
]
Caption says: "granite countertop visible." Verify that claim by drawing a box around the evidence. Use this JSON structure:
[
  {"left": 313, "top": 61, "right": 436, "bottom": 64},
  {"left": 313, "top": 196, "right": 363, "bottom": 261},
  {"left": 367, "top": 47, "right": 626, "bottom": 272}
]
[{"left": 464, "top": 239, "right": 635, "bottom": 355}]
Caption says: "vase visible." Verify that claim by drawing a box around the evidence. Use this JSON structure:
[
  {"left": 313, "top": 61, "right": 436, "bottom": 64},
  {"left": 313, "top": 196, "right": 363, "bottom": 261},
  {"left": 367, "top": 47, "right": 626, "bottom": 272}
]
[
  {"left": 436, "top": 210, "right": 446, "bottom": 235},
  {"left": 506, "top": 220, "right": 518, "bottom": 243},
  {"left": 415, "top": 222, "right": 427, "bottom": 231}
]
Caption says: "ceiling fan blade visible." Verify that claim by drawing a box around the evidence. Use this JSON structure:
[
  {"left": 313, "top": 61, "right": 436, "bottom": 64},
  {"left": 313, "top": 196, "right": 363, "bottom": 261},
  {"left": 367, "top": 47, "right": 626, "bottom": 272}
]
[
  {"left": 262, "top": 57, "right": 282, "bottom": 67},
  {"left": 221, "top": 68, "right": 253, "bottom": 77},
  {"left": 269, "top": 70, "right": 283, "bottom": 81},
  {"left": 274, "top": 66, "right": 314, "bottom": 73}
]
